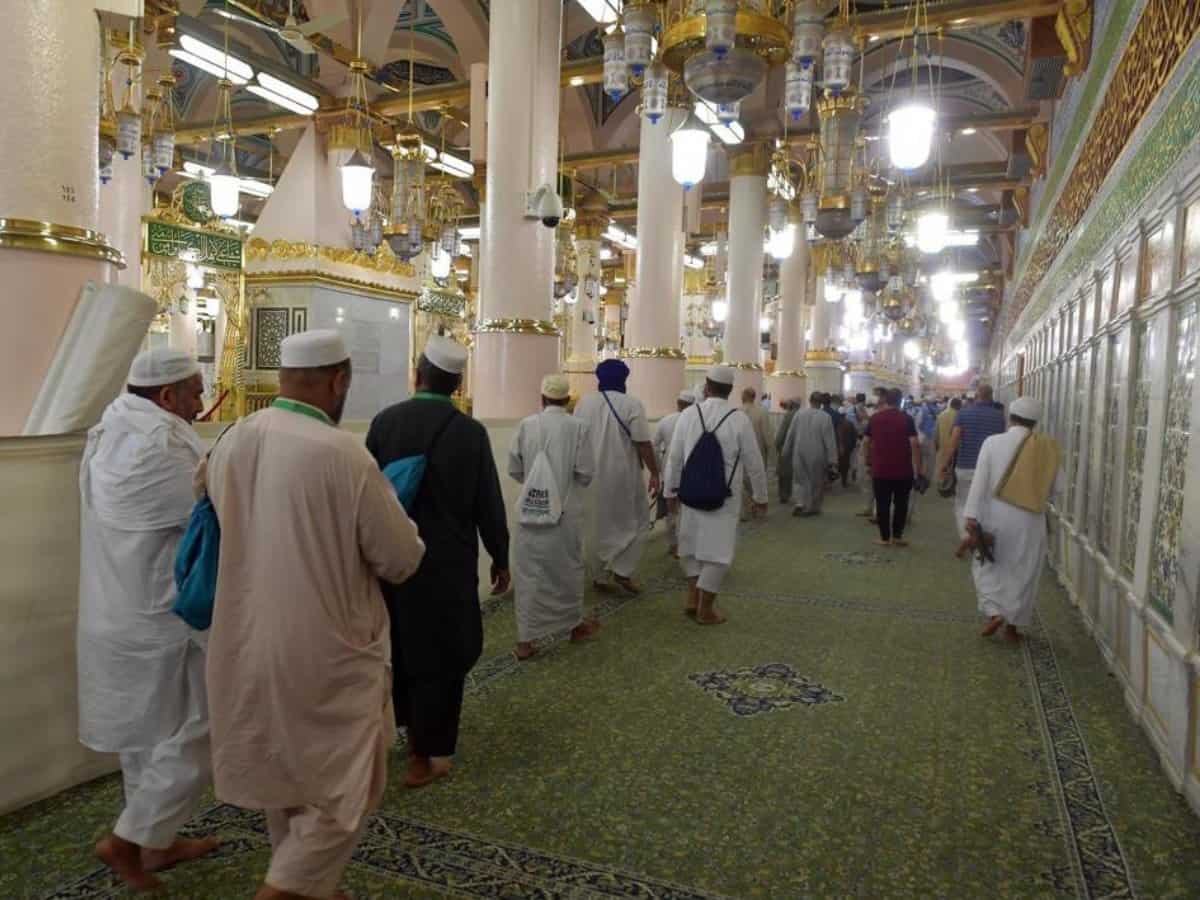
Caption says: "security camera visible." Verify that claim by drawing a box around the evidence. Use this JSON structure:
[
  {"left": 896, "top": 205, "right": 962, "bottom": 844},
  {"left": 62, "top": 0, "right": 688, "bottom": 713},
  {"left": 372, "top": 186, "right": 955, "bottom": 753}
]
[{"left": 526, "top": 184, "right": 564, "bottom": 228}]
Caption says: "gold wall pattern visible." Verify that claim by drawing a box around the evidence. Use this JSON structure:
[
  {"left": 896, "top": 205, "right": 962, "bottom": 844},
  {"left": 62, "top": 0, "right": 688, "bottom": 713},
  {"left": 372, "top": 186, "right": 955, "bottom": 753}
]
[
  {"left": 244, "top": 237, "right": 417, "bottom": 278},
  {"left": 1008, "top": 1, "right": 1200, "bottom": 327}
]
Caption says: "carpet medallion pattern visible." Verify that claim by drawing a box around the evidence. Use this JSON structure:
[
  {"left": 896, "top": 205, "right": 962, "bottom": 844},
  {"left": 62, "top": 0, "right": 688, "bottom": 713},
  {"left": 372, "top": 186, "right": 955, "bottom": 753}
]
[
  {"left": 688, "top": 663, "right": 845, "bottom": 717},
  {"left": 6, "top": 489, "right": 1200, "bottom": 898}
]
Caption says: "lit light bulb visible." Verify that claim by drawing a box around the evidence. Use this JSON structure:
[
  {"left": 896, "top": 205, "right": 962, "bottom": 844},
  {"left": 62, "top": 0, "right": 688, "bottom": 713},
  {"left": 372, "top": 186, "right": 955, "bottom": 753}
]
[
  {"left": 916, "top": 210, "right": 949, "bottom": 254},
  {"left": 712, "top": 300, "right": 728, "bottom": 323},
  {"left": 903, "top": 339, "right": 920, "bottom": 360},
  {"left": 339, "top": 149, "right": 374, "bottom": 216},
  {"left": 931, "top": 270, "right": 956, "bottom": 303},
  {"left": 767, "top": 224, "right": 796, "bottom": 260},
  {"left": 670, "top": 112, "right": 711, "bottom": 189},
  {"left": 759, "top": 315, "right": 772, "bottom": 331},
  {"left": 429, "top": 246, "right": 452, "bottom": 280},
  {"left": 209, "top": 164, "right": 240, "bottom": 219}
]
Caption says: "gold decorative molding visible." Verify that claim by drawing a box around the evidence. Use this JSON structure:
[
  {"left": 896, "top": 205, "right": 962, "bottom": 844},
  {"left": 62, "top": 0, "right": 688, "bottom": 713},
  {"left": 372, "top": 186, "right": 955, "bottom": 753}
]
[
  {"left": 686, "top": 355, "right": 716, "bottom": 366},
  {"left": 0, "top": 218, "right": 125, "bottom": 268},
  {"left": 769, "top": 369, "right": 806, "bottom": 379},
  {"left": 1056, "top": 0, "right": 1093, "bottom": 77},
  {"left": 244, "top": 237, "right": 417, "bottom": 278},
  {"left": 805, "top": 350, "right": 845, "bottom": 363},
  {"left": 474, "top": 317, "right": 561, "bottom": 336},
  {"left": 729, "top": 361, "right": 763, "bottom": 371},
  {"left": 728, "top": 144, "right": 770, "bottom": 178},
  {"left": 660, "top": 9, "right": 790, "bottom": 72},
  {"left": 1025, "top": 123, "right": 1049, "bottom": 179},
  {"left": 1010, "top": 1, "right": 1200, "bottom": 328},
  {"left": 620, "top": 346, "right": 687, "bottom": 360},
  {"left": 245, "top": 271, "right": 418, "bottom": 303}
]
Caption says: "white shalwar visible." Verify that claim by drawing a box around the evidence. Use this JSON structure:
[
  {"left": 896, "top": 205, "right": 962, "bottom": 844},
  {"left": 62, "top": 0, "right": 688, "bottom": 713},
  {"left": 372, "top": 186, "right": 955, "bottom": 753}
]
[
  {"left": 508, "top": 407, "right": 596, "bottom": 642},
  {"left": 963, "top": 426, "right": 1063, "bottom": 628},
  {"left": 575, "top": 390, "right": 652, "bottom": 579},
  {"left": 77, "top": 393, "right": 210, "bottom": 849},
  {"left": 653, "top": 410, "right": 684, "bottom": 548},
  {"left": 665, "top": 398, "right": 768, "bottom": 594}
]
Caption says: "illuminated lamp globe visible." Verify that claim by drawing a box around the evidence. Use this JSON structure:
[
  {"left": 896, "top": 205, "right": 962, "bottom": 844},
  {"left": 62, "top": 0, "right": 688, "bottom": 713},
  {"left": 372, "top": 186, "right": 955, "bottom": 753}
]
[
  {"left": 767, "top": 224, "right": 796, "bottom": 260},
  {"left": 340, "top": 149, "right": 375, "bottom": 217},
  {"left": 429, "top": 245, "right": 452, "bottom": 280},
  {"left": 916, "top": 210, "right": 949, "bottom": 254},
  {"left": 670, "top": 112, "right": 711, "bottom": 190},
  {"left": 208, "top": 160, "right": 240, "bottom": 219},
  {"left": 931, "top": 270, "right": 956, "bottom": 303},
  {"left": 887, "top": 103, "right": 936, "bottom": 171},
  {"left": 711, "top": 300, "right": 728, "bottom": 323}
]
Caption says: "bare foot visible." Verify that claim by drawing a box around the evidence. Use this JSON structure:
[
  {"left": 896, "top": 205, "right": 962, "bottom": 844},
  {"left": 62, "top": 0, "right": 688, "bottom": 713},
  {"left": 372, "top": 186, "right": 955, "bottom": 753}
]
[
  {"left": 95, "top": 834, "right": 161, "bottom": 892},
  {"left": 514, "top": 642, "right": 538, "bottom": 660},
  {"left": 1004, "top": 625, "right": 1022, "bottom": 643},
  {"left": 981, "top": 615, "right": 1004, "bottom": 637},
  {"left": 142, "top": 836, "right": 221, "bottom": 872},
  {"left": 696, "top": 612, "right": 728, "bottom": 625},
  {"left": 892, "top": 538, "right": 909, "bottom": 547},
  {"left": 570, "top": 621, "right": 601, "bottom": 642},
  {"left": 404, "top": 755, "right": 450, "bottom": 789},
  {"left": 613, "top": 575, "right": 641, "bottom": 596},
  {"left": 873, "top": 539, "right": 892, "bottom": 547},
  {"left": 684, "top": 606, "right": 698, "bottom": 618}
]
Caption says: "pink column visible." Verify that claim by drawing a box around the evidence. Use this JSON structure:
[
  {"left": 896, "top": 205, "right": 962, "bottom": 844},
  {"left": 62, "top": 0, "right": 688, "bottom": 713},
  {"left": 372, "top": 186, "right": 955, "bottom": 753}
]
[
  {"left": 724, "top": 147, "right": 767, "bottom": 399},
  {"left": 767, "top": 235, "right": 808, "bottom": 404}
]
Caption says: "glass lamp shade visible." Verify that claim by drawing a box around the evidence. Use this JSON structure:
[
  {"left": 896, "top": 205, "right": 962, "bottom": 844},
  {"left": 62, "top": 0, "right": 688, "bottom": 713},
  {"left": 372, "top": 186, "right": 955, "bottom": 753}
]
[
  {"left": 822, "top": 28, "right": 855, "bottom": 95},
  {"left": 767, "top": 224, "right": 796, "bottom": 260},
  {"left": 208, "top": 166, "right": 240, "bottom": 218},
  {"left": 351, "top": 220, "right": 366, "bottom": 251},
  {"left": 791, "top": 0, "right": 825, "bottom": 66},
  {"left": 603, "top": 30, "right": 628, "bottom": 101},
  {"left": 886, "top": 192, "right": 905, "bottom": 232},
  {"left": 429, "top": 246, "right": 452, "bottom": 280},
  {"left": 716, "top": 100, "right": 741, "bottom": 124},
  {"left": 152, "top": 131, "right": 176, "bottom": 173},
  {"left": 850, "top": 188, "right": 867, "bottom": 223},
  {"left": 116, "top": 109, "right": 142, "bottom": 159},
  {"left": 784, "top": 61, "right": 814, "bottom": 122},
  {"left": 916, "top": 210, "right": 949, "bottom": 254},
  {"left": 931, "top": 270, "right": 956, "bottom": 304},
  {"left": 642, "top": 62, "right": 669, "bottom": 124},
  {"left": 440, "top": 224, "right": 458, "bottom": 254},
  {"left": 368, "top": 218, "right": 383, "bottom": 249},
  {"left": 705, "top": 0, "right": 738, "bottom": 58},
  {"left": 340, "top": 149, "right": 375, "bottom": 216},
  {"left": 670, "top": 115, "right": 710, "bottom": 189},
  {"left": 623, "top": 3, "right": 657, "bottom": 75},
  {"left": 141, "top": 144, "right": 159, "bottom": 185},
  {"left": 768, "top": 196, "right": 789, "bottom": 232},
  {"left": 801, "top": 191, "right": 819, "bottom": 224},
  {"left": 711, "top": 300, "right": 728, "bottom": 323},
  {"left": 684, "top": 49, "right": 766, "bottom": 106},
  {"left": 887, "top": 103, "right": 936, "bottom": 171}
]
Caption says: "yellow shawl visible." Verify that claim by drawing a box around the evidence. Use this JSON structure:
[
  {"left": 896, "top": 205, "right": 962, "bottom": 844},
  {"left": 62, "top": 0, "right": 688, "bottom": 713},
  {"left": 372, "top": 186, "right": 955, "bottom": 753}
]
[{"left": 994, "top": 431, "right": 1060, "bottom": 514}]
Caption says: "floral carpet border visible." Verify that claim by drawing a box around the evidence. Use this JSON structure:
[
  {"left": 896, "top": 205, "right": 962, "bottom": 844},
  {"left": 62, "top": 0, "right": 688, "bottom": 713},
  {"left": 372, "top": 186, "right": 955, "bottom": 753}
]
[{"left": 1024, "top": 614, "right": 1137, "bottom": 900}]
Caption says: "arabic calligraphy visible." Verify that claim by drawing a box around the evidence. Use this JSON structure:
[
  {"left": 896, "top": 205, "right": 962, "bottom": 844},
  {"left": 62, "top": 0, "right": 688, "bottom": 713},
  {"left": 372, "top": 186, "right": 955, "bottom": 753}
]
[{"left": 146, "top": 222, "right": 242, "bottom": 270}]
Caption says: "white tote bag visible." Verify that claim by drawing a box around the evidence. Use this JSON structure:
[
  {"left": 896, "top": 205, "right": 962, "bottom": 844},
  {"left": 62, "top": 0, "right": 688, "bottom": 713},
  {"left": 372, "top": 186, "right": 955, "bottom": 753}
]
[{"left": 517, "top": 418, "right": 564, "bottom": 526}]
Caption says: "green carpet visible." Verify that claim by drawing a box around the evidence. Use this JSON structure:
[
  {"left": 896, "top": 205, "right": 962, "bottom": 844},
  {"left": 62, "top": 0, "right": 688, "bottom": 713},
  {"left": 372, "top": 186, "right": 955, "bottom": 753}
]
[{"left": 4, "top": 486, "right": 1200, "bottom": 898}]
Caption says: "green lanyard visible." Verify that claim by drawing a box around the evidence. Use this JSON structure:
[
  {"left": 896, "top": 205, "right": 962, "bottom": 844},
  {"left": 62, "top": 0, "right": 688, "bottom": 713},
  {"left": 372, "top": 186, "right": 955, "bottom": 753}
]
[
  {"left": 413, "top": 391, "right": 453, "bottom": 404},
  {"left": 272, "top": 397, "right": 334, "bottom": 426}
]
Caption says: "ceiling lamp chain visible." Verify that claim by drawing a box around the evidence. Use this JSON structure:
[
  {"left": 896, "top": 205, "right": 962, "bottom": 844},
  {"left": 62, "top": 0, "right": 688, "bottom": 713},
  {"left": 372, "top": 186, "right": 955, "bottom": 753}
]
[{"left": 338, "top": 1, "right": 376, "bottom": 219}]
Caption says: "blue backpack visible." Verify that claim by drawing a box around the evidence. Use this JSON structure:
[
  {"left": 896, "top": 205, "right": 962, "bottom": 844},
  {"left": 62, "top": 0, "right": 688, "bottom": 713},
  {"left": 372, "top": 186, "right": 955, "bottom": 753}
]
[
  {"left": 173, "top": 496, "right": 221, "bottom": 630},
  {"left": 678, "top": 405, "right": 740, "bottom": 511},
  {"left": 918, "top": 405, "right": 937, "bottom": 440},
  {"left": 382, "top": 407, "right": 458, "bottom": 513},
  {"left": 173, "top": 426, "right": 234, "bottom": 631}
]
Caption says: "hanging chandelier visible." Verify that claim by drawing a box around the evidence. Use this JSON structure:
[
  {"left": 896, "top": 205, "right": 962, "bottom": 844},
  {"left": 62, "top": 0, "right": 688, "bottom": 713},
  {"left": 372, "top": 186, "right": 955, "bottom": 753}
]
[
  {"left": 883, "top": 0, "right": 939, "bottom": 173},
  {"left": 337, "top": 4, "right": 376, "bottom": 219},
  {"left": 207, "top": 79, "right": 240, "bottom": 219},
  {"left": 669, "top": 109, "right": 711, "bottom": 189},
  {"left": 383, "top": 131, "right": 426, "bottom": 260},
  {"left": 114, "top": 43, "right": 143, "bottom": 161}
]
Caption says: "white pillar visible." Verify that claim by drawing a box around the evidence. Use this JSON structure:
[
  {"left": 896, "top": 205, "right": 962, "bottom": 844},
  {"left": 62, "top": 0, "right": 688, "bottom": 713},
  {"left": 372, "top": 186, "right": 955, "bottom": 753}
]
[
  {"left": 767, "top": 237, "right": 807, "bottom": 403},
  {"left": 469, "top": 62, "right": 487, "bottom": 164},
  {"left": 624, "top": 108, "right": 685, "bottom": 417},
  {"left": 0, "top": 4, "right": 123, "bottom": 434},
  {"left": 724, "top": 146, "right": 767, "bottom": 399},
  {"left": 805, "top": 277, "right": 843, "bottom": 396},
  {"left": 474, "top": 0, "right": 562, "bottom": 419},
  {"left": 565, "top": 227, "right": 603, "bottom": 398}
]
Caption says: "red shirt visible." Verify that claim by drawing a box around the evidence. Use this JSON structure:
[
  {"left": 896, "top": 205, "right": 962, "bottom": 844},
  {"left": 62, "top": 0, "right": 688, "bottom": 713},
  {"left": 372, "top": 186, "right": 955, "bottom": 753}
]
[{"left": 865, "top": 408, "right": 917, "bottom": 480}]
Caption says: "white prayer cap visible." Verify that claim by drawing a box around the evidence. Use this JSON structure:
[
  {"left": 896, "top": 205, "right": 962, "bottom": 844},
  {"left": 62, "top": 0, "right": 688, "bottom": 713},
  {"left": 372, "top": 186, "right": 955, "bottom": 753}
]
[
  {"left": 423, "top": 335, "right": 468, "bottom": 375},
  {"left": 541, "top": 373, "right": 570, "bottom": 400},
  {"left": 1011, "top": 395, "right": 1042, "bottom": 422},
  {"left": 678, "top": 389, "right": 695, "bottom": 403},
  {"left": 127, "top": 347, "right": 200, "bottom": 387},
  {"left": 280, "top": 329, "right": 349, "bottom": 368},
  {"left": 706, "top": 365, "right": 736, "bottom": 386}
]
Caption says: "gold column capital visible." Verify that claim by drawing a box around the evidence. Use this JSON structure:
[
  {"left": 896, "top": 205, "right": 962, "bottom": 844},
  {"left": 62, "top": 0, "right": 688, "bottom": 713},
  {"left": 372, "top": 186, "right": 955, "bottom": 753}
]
[{"left": 728, "top": 144, "right": 770, "bottom": 178}]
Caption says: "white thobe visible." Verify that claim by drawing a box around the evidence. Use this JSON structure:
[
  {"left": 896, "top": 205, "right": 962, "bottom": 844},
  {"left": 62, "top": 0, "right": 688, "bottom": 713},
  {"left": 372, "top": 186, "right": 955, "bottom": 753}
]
[
  {"left": 782, "top": 408, "right": 837, "bottom": 511},
  {"left": 575, "top": 390, "right": 652, "bottom": 579},
  {"left": 963, "top": 426, "right": 1064, "bottom": 628},
  {"left": 76, "top": 393, "right": 210, "bottom": 848},
  {"left": 508, "top": 408, "right": 596, "bottom": 642},
  {"left": 665, "top": 398, "right": 768, "bottom": 577},
  {"left": 653, "top": 411, "right": 682, "bottom": 473}
]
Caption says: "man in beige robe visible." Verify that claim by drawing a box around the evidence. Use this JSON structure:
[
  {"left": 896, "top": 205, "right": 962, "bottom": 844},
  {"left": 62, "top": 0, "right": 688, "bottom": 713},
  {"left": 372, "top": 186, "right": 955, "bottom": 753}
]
[
  {"left": 204, "top": 330, "right": 425, "bottom": 900},
  {"left": 740, "top": 387, "right": 772, "bottom": 520}
]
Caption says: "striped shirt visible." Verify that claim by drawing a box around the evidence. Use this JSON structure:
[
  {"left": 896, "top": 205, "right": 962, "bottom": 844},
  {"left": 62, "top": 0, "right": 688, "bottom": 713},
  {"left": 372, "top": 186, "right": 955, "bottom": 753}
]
[{"left": 954, "top": 403, "right": 1006, "bottom": 470}]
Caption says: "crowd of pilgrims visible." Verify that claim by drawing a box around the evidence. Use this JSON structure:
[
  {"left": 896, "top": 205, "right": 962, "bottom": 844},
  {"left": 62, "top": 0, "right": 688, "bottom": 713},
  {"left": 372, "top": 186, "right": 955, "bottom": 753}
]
[{"left": 75, "top": 329, "right": 1058, "bottom": 898}]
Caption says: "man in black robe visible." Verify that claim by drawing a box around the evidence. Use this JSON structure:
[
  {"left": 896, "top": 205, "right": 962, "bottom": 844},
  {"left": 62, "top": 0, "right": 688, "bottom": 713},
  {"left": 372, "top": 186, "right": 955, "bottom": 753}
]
[{"left": 366, "top": 335, "right": 510, "bottom": 788}]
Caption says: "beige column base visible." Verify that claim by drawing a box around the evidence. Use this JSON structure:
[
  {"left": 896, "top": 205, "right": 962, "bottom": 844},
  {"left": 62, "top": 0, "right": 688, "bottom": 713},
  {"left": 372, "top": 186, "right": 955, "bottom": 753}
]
[
  {"left": 471, "top": 329, "right": 561, "bottom": 420},
  {"left": 804, "top": 358, "right": 844, "bottom": 396},
  {"left": 727, "top": 363, "right": 763, "bottom": 404},
  {"left": 766, "top": 372, "right": 807, "bottom": 406},
  {"left": 563, "top": 357, "right": 598, "bottom": 402}
]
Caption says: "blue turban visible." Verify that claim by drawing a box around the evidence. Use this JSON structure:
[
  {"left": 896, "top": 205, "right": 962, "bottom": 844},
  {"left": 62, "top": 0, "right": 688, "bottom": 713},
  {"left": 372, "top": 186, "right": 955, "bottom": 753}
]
[{"left": 596, "top": 359, "right": 629, "bottom": 393}]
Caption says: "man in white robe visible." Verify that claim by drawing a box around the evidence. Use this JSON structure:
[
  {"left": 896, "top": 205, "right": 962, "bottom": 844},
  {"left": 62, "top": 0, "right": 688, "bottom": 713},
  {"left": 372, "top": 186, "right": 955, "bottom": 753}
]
[
  {"left": 77, "top": 348, "right": 218, "bottom": 891},
  {"left": 665, "top": 366, "right": 768, "bottom": 625},
  {"left": 509, "top": 374, "right": 597, "bottom": 660},
  {"left": 574, "top": 359, "right": 660, "bottom": 594},
  {"left": 781, "top": 391, "right": 838, "bottom": 517},
  {"left": 964, "top": 396, "right": 1063, "bottom": 643},
  {"left": 204, "top": 331, "right": 425, "bottom": 899},
  {"left": 652, "top": 389, "right": 694, "bottom": 556}
]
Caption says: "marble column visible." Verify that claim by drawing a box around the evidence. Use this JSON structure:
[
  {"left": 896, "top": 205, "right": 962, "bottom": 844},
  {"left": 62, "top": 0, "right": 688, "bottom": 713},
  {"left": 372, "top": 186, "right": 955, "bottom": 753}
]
[
  {"left": 805, "top": 277, "right": 843, "bottom": 396},
  {"left": 474, "top": 0, "right": 562, "bottom": 419},
  {"left": 624, "top": 107, "right": 685, "bottom": 417},
  {"left": 0, "top": 4, "right": 126, "bottom": 435},
  {"left": 766, "top": 235, "right": 807, "bottom": 404},
  {"left": 724, "top": 145, "right": 768, "bottom": 399},
  {"left": 565, "top": 203, "right": 607, "bottom": 398}
]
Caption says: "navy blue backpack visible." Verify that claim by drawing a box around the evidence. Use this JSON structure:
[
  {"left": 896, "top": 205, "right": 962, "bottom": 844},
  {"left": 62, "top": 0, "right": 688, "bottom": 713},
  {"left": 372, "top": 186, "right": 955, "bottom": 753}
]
[
  {"left": 677, "top": 405, "right": 740, "bottom": 511},
  {"left": 173, "top": 426, "right": 234, "bottom": 631}
]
